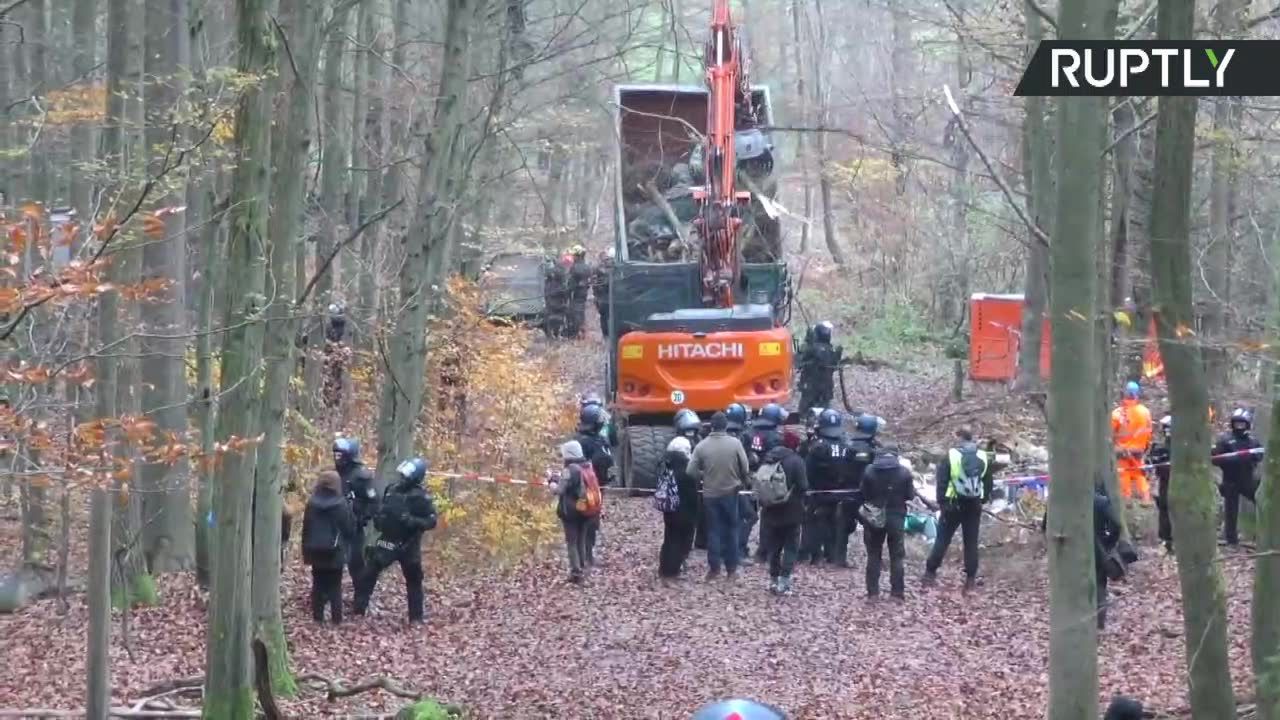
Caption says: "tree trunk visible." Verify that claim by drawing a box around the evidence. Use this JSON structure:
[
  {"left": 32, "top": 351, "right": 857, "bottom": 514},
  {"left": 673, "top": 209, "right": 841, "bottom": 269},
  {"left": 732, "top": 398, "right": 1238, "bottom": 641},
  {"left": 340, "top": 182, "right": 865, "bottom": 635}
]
[
  {"left": 373, "top": 0, "right": 476, "bottom": 482},
  {"left": 86, "top": 487, "right": 112, "bottom": 720},
  {"left": 1149, "top": 1, "right": 1236, "bottom": 717},
  {"left": 203, "top": 0, "right": 276, "bottom": 715},
  {"left": 1014, "top": 35, "right": 1050, "bottom": 392},
  {"left": 809, "top": 0, "right": 844, "bottom": 266},
  {"left": 140, "top": 0, "right": 194, "bottom": 575},
  {"left": 356, "top": 0, "right": 387, "bottom": 344},
  {"left": 1045, "top": 0, "right": 1110, "bottom": 716},
  {"left": 347, "top": 0, "right": 367, "bottom": 230},
  {"left": 889, "top": 3, "right": 912, "bottom": 197},
  {"left": 941, "top": 5, "right": 971, "bottom": 330},
  {"left": 70, "top": 0, "right": 99, "bottom": 223},
  {"left": 1256, "top": 233, "right": 1280, "bottom": 720},
  {"left": 251, "top": 0, "right": 321, "bottom": 697},
  {"left": 26, "top": 0, "right": 51, "bottom": 205},
  {"left": 789, "top": 0, "right": 812, "bottom": 254}
]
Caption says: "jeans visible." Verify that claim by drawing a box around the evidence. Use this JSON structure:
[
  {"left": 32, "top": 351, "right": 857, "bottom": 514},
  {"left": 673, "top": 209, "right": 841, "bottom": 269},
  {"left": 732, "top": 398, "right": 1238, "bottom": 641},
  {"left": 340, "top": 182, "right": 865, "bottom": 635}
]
[
  {"left": 738, "top": 495, "right": 758, "bottom": 557},
  {"left": 561, "top": 516, "right": 591, "bottom": 578},
  {"left": 761, "top": 522, "right": 800, "bottom": 579},
  {"left": 704, "top": 494, "right": 742, "bottom": 573},
  {"left": 925, "top": 500, "right": 982, "bottom": 578},
  {"left": 310, "top": 567, "right": 343, "bottom": 624},
  {"left": 864, "top": 522, "right": 905, "bottom": 598},
  {"left": 659, "top": 513, "right": 696, "bottom": 577}
]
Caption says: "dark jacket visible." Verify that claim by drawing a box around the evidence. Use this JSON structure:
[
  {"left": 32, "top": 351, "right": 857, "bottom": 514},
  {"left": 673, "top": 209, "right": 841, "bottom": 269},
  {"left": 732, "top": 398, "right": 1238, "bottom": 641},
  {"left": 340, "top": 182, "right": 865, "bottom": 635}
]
[
  {"left": 843, "top": 434, "right": 877, "bottom": 498},
  {"left": 301, "top": 487, "right": 355, "bottom": 569},
  {"left": 743, "top": 427, "right": 784, "bottom": 470},
  {"left": 935, "top": 442, "right": 995, "bottom": 504},
  {"left": 375, "top": 480, "right": 439, "bottom": 557},
  {"left": 664, "top": 449, "right": 700, "bottom": 523},
  {"left": 576, "top": 431, "right": 614, "bottom": 486},
  {"left": 338, "top": 462, "right": 378, "bottom": 527},
  {"left": 554, "top": 461, "right": 592, "bottom": 521},
  {"left": 1148, "top": 441, "right": 1171, "bottom": 487},
  {"left": 861, "top": 452, "right": 916, "bottom": 520},
  {"left": 1212, "top": 430, "right": 1261, "bottom": 489},
  {"left": 798, "top": 341, "right": 840, "bottom": 385},
  {"left": 805, "top": 437, "right": 849, "bottom": 506},
  {"left": 1094, "top": 491, "right": 1122, "bottom": 572},
  {"left": 760, "top": 445, "right": 809, "bottom": 527}
]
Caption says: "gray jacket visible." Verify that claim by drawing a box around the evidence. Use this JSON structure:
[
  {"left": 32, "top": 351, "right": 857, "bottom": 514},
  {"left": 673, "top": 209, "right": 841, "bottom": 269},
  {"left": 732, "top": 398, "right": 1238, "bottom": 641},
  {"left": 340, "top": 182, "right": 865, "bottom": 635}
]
[{"left": 686, "top": 431, "right": 750, "bottom": 498}]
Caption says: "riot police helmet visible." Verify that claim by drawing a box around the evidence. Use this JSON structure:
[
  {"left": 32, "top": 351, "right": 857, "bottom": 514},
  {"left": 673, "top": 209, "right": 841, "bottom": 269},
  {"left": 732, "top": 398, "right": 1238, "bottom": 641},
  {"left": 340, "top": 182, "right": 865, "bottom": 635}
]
[
  {"left": 333, "top": 437, "right": 360, "bottom": 467},
  {"left": 396, "top": 457, "right": 429, "bottom": 486},
  {"left": 674, "top": 409, "right": 701, "bottom": 435},
  {"left": 691, "top": 698, "right": 788, "bottom": 720},
  {"left": 817, "top": 408, "right": 844, "bottom": 439},
  {"left": 725, "top": 403, "right": 749, "bottom": 431},
  {"left": 813, "top": 321, "right": 834, "bottom": 344},
  {"left": 758, "top": 403, "right": 787, "bottom": 428}
]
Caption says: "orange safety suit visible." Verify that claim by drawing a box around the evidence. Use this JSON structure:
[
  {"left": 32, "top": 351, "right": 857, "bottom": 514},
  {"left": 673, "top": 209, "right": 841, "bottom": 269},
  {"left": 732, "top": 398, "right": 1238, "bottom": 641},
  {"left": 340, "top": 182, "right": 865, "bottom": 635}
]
[{"left": 1111, "top": 399, "right": 1153, "bottom": 501}]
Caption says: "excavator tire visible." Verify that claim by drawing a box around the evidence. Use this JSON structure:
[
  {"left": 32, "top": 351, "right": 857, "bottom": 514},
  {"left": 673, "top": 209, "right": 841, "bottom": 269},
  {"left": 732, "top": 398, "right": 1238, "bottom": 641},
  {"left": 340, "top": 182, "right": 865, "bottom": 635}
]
[{"left": 622, "top": 424, "right": 675, "bottom": 494}]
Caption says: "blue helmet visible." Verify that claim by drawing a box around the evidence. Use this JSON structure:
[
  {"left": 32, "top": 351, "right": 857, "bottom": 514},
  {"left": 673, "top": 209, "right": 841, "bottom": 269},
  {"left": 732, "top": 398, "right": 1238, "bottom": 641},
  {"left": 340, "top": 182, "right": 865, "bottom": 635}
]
[
  {"left": 758, "top": 403, "right": 786, "bottom": 428},
  {"left": 813, "top": 321, "right": 833, "bottom": 343},
  {"left": 579, "top": 404, "right": 606, "bottom": 432},
  {"left": 855, "top": 413, "right": 879, "bottom": 435},
  {"left": 817, "top": 408, "right": 844, "bottom": 438},
  {"left": 1124, "top": 381, "right": 1140, "bottom": 399},
  {"left": 396, "top": 457, "right": 429, "bottom": 485},
  {"left": 580, "top": 392, "right": 603, "bottom": 409},
  {"left": 691, "top": 699, "right": 788, "bottom": 720},
  {"left": 725, "top": 403, "right": 749, "bottom": 430},
  {"left": 674, "top": 409, "right": 701, "bottom": 434},
  {"left": 333, "top": 437, "right": 360, "bottom": 466}
]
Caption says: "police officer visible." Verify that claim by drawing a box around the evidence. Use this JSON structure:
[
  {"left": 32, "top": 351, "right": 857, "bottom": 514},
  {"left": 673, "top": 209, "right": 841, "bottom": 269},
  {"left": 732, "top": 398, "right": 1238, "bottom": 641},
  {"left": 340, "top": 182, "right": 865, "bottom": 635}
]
[
  {"left": 798, "top": 322, "right": 842, "bottom": 414},
  {"left": 1213, "top": 408, "right": 1262, "bottom": 546},
  {"left": 580, "top": 393, "right": 617, "bottom": 448},
  {"left": 543, "top": 255, "right": 572, "bottom": 338},
  {"left": 1149, "top": 415, "right": 1173, "bottom": 553},
  {"left": 333, "top": 437, "right": 377, "bottom": 589},
  {"left": 801, "top": 409, "right": 850, "bottom": 566},
  {"left": 354, "top": 457, "right": 438, "bottom": 622},
  {"left": 674, "top": 409, "right": 703, "bottom": 444},
  {"left": 576, "top": 404, "right": 614, "bottom": 486},
  {"left": 741, "top": 403, "right": 787, "bottom": 562},
  {"left": 567, "top": 246, "right": 592, "bottom": 338},
  {"left": 799, "top": 407, "right": 824, "bottom": 458},
  {"left": 836, "top": 413, "right": 881, "bottom": 564},
  {"left": 593, "top": 250, "right": 613, "bottom": 337}
]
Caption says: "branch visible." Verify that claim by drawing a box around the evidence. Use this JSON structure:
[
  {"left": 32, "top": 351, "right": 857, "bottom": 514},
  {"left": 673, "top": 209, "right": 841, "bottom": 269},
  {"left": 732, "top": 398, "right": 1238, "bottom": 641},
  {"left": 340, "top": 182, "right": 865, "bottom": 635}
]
[
  {"left": 0, "top": 0, "right": 29, "bottom": 20},
  {"left": 942, "top": 84, "right": 1049, "bottom": 248},
  {"left": 296, "top": 199, "right": 404, "bottom": 305},
  {"left": 1101, "top": 110, "right": 1157, "bottom": 157},
  {"left": 1025, "top": 0, "right": 1059, "bottom": 32},
  {"left": 1245, "top": 3, "right": 1280, "bottom": 29},
  {"left": 1123, "top": 0, "right": 1159, "bottom": 39}
]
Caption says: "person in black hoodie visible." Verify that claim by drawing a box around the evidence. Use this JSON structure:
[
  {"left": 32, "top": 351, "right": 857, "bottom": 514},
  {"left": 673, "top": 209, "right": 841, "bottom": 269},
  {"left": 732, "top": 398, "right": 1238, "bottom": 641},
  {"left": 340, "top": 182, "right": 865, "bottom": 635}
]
[
  {"left": 658, "top": 436, "right": 700, "bottom": 583},
  {"left": 760, "top": 433, "right": 809, "bottom": 595},
  {"left": 860, "top": 444, "right": 915, "bottom": 600},
  {"left": 1094, "top": 487, "right": 1123, "bottom": 630},
  {"left": 1212, "top": 408, "right": 1262, "bottom": 546},
  {"left": 1148, "top": 415, "right": 1173, "bottom": 553},
  {"left": 301, "top": 470, "right": 355, "bottom": 624}
]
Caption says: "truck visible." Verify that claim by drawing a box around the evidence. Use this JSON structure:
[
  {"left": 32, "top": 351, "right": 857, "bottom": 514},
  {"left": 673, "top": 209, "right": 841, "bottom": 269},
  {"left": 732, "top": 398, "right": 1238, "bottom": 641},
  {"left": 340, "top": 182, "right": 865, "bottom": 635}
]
[{"left": 607, "top": 0, "right": 794, "bottom": 490}]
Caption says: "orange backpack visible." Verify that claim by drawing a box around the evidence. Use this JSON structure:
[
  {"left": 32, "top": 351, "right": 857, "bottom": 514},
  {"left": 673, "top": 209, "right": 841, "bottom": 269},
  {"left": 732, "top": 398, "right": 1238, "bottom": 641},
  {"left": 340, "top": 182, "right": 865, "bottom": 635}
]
[{"left": 575, "top": 463, "right": 603, "bottom": 517}]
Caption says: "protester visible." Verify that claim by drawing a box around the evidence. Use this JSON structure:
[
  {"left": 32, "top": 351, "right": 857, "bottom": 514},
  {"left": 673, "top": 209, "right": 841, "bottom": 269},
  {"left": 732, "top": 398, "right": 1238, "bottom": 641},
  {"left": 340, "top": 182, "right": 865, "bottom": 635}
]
[
  {"left": 1094, "top": 487, "right": 1124, "bottom": 630},
  {"left": 551, "top": 440, "right": 604, "bottom": 583},
  {"left": 354, "top": 457, "right": 438, "bottom": 622},
  {"left": 1110, "top": 381, "right": 1153, "bottom": 502},
  {"left": 687, "top": 411, "right": 751, "bottom": 580},
  {"left": 656, "top": 436, "right": 699, "bottom": 583},
  {"left": 755, "top": 430, "right": 808, "bottom": 594},
  {"left": 1148, "top": 415, "right": 1173, "bottom": 553},
  {"left": 860, "top": 443, "right": 915, "bottom": 600},
  {"left": 1213, "top": 407, "right": 1262, "bottom": 547},
  {"left": 923, "top": 427, "right": 994, "bottom": 591},
  {"left": 301, "top": 470, "right": 355, "bottom": 625}
]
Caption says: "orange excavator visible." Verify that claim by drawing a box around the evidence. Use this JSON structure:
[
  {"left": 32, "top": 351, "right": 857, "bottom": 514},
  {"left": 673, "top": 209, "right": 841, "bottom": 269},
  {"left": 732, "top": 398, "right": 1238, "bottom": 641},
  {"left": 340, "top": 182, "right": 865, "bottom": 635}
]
[{"left": 610, "top": 0, "right": 794, "bottom": 489}]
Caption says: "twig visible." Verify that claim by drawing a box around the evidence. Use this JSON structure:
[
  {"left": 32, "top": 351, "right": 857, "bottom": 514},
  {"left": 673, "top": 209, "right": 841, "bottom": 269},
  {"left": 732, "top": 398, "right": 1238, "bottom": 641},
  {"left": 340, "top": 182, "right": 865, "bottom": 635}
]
[
  {"left": 296, "top": 199, "right": 404, "bottom": 305},
  {"left": 640, "top": 181, "right": 689, "bottom": 249},
  {"left": 0, "top": 0, "right": 29, "bottom": 20},
  {"left": 1101, "top": 110, "right": 1157, "bottom": 157},
  {"left": 1123, "top": 0, "right": 1159, "bottom": 39},
  {"left": 1025, "top": 0, "right": 1059, "bottom": 32},
  {"left": 942, "top": 84, "right": 1050, "bottom": 248},
  {"left": 252, "top": 638, "right": 283, "bottom": 720},
  {"left": 326, "top": 676, "right": 423, "bottom": 701}
]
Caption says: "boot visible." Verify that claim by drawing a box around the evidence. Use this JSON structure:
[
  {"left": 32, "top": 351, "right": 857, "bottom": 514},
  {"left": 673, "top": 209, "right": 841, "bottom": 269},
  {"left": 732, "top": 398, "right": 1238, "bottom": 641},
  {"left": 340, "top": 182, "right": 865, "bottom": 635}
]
[
  {"left": 780, "top": 576, "right": 794, "bottom": 596},
  {"left": 963, "top": 576, "right": 977, "bottom": 594}
]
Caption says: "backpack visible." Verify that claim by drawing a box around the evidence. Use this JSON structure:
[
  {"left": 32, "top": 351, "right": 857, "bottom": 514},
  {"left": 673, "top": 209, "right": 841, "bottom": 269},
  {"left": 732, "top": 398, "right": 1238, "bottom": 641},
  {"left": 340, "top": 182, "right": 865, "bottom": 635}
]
[
  {"left": 302, "top": 506, "right": 340, "bottom": 554},
  {"left": 950, "top": 447, "right": 987, "bottom": 500},
  {"left": 653, "top": 466, "right": 680, "bottom": 513},
  {"left": 574, "top": 463, "right": 604, "bottom": 517},
  {"left": 751, "top": 461, "right": 791, "bottom": 507}
]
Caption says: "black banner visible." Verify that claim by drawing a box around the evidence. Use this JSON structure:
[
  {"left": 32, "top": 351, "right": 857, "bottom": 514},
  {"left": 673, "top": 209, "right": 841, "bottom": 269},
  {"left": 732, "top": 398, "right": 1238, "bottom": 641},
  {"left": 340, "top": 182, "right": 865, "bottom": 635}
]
[{"left": 1015, "top": 40, "right": 1280, "bottom": 96}]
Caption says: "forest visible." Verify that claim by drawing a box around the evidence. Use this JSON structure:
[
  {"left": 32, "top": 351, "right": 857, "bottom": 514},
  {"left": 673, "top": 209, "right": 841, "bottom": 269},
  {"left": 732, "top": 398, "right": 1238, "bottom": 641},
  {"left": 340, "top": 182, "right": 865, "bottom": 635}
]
[{"left": 1, "top": 0, "right": 1280, "bottom": 717}]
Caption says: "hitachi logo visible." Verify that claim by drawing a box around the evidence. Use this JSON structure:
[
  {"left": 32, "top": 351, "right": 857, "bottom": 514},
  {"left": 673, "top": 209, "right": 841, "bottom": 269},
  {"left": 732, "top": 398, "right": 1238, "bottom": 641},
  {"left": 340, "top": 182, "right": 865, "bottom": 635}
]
[{"left": 658, "top": 342, "right": 744, "bottom": 360}]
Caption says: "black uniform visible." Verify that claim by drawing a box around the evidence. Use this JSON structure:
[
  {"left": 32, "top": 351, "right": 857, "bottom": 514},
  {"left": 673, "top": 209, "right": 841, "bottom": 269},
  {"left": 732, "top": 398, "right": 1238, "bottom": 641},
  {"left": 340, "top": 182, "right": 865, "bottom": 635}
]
[
  {"left": 567, "top": 259, "right": 592, "bottom": 338},
  {"left": 1212, "top": 429, "right": 1261, "bottom": 545},
  {"left": 593, "top": 261, "right": 612, "bottom": 336},
  {"left": 801, "top": 436, "right": 850, "bottom": 565},
  {"left": 1094, "top": 491, "right": 1122, "bottom": 630},
  {"left": 543, "top": 263, "right": 570, "bottom": 338},
  {"left": 798, "top": 341, "right": 841, "bottom": 414},
  {"left": 741, "top": 426, "right": 783, "bottom": 561},
  {"left": 337, "top": 461, "right": 378, "bottom": 589},
  {"left": 835, "top": 433, "right": 877, "bottom": 562},
  {"left": 1148, "top": 441, "right": 1173, "bottom": 551},
  {"left": 354, "top": 479, "right": 438, "bottom": 621}
]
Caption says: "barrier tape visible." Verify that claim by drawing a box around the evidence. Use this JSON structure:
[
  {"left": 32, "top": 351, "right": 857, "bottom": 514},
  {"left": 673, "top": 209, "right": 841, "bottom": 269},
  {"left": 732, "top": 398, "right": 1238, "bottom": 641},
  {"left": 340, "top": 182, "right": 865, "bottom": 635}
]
[{"left": 420, "top": 447, "right": 1266, "bottom": 498}]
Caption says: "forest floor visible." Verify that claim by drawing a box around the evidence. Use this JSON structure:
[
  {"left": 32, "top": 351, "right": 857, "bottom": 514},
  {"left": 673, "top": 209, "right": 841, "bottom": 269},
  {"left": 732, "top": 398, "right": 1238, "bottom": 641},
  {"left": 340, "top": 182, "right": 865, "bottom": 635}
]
[{"left": 0, "top": 326, "right": 1263, "bottom": 718}]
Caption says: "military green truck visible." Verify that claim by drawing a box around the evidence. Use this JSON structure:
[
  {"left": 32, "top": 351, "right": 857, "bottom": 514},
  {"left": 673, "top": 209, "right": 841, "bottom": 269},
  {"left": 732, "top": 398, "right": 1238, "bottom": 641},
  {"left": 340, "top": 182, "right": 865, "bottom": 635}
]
[{"left": 605, "top": 83, "right": 792, "bottom": 490}]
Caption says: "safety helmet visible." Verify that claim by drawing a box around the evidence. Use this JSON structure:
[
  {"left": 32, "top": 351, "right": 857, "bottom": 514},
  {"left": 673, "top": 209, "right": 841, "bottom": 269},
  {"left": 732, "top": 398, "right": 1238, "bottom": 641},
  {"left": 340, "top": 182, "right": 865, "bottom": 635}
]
[
  {"left": 327, "top": 302, "right": 345, "bottom": 316},
  {"left": 758, "top": 403, "right": 786, "bottom": 428},
  {"left": 396, "top": 457, "right": 429, "bottom": 485},
  {"left": 817, "top": 408, "right": 844, "bottom": 439},
  {"left": 570, "top": 244, "right": 586, "bottom": 256},
  {"left": 1124, "top": 381, "right": 1140, "bottom": 399},
  {"left": 691, "top": 698, "right": 788, "bottom": 720},
  {"left": 855, "top": 413, "right": 879, "bottom": 435},
  {"left": 813, "top": 321, "right": 833, "bottom": 344},
  {"left": 674, "top": 409, "right": 701, "bottom": 434},
  {"left": 580, "top": 392, "right": 604, "bottom": 409},
  {"left": 333, "top": 437, "right": 360, "bottom": 465},
  {"left": 1231, "top": 407, "right": 1253, "bottom": 430},
  {"left": 579, "top": 404, "right": 606, "bottom": 432},
  {"left": 1159, "top": 415, "right": 1172, "bottom": 434},
  {"left": 725, "top": 403, "right": 749, "bottom": 431}
]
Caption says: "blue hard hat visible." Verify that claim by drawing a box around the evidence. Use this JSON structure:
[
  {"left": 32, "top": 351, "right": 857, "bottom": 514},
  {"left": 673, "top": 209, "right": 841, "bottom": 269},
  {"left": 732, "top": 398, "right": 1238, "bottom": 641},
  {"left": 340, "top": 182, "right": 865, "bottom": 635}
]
[
  {"left": 691, "top": 699, "right": 788, "bottom": 720},
  {"left": 855, "top": 413, "right": 879, "bottom": 435},
  {"left": 725, "top": 403, "right": 749, "bottom": 427},
  {"left": 817, "top": 408, "right": 844, "bottom": 438},
  {"left": 333, "top": 437, "right": 360, "bottom": 462},
  {"left": 1124, "top": 381, "right": 1140, "bottom": 398},
  {"left": 758, "top": 403, "right": 786, "bottom": 427},
  {"left": 396, "top": 457, "right": 429, "bottom": 484}
]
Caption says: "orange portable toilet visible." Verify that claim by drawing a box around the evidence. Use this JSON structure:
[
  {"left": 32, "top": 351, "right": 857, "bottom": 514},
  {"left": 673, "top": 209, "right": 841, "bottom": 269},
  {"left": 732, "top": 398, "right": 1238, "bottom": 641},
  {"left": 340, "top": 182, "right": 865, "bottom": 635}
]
[{"left": 969, "top": 294, "right": 1050, "bottom": 382}]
